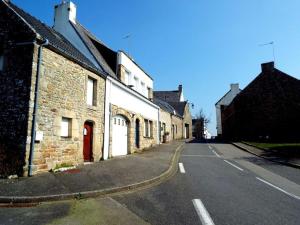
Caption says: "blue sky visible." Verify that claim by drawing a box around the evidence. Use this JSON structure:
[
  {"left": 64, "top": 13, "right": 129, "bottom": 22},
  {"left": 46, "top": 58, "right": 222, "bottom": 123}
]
[{"left": 12, "top": 0, "right": 300, "bottom": 135}]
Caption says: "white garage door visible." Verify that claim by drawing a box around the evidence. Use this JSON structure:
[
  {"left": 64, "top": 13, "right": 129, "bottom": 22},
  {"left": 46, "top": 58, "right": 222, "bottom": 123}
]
[{"left": 112, "top": 115, "right": 128, "bottom": 157}]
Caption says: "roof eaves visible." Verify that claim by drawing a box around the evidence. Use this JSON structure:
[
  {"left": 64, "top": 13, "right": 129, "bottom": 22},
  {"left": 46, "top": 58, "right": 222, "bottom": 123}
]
[{"left": 119, "top": 50, "right": 154, "bottom": 81}]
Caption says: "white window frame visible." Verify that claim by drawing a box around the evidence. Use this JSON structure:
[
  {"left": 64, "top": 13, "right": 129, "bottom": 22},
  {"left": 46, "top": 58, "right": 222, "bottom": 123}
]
[
  {"left": 87, "top": 77, "right": 97, "bottom": 106},
  {"left": 61, "top": 117, "right": 72, "bottom": 137},
  {"left": 144, "top": 119, "right": 153, "bottom": 138}
]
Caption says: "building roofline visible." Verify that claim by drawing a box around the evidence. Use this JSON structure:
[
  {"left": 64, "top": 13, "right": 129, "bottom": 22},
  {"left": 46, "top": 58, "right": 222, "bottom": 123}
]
[{"left": 118, "top": 50, "right": 154, "bottom": 81}]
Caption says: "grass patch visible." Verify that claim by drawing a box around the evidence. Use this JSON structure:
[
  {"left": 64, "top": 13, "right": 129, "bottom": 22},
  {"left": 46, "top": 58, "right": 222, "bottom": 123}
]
[{"left": 244, "top": 142, "right": 300, "bottom": 158}]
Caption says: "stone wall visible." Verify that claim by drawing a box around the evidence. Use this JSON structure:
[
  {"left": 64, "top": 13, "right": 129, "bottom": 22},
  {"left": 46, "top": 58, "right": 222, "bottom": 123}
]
[
  {"left": 0, "top": 2, "right": 36, "bottom": 177},
  {"left": 110, "top": 104, "right": 158, "bottom": 157},
  {"left": 171, "top": 115, "right": 183, "bottom": 140},
  {"left": 26, "top": 46, "right": 106, "bottom": 174},
  {"left": 159, "top": 109, "right": 172, "bottom": 143},
  {"left": 183, "top": 103, "right": 193, "bottom": 139}
]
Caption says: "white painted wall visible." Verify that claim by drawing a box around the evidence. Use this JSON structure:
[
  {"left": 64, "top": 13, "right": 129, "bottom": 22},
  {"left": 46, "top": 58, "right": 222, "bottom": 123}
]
[
  {"left": 103, "top": 77, "right": 160, "bottom": 160},
  {"left": 53, "top": 1, "right": 101, "bottom": 69},
  {"left": 118, "top": 52, "right": 153, "bottom": 98},
  {"left": 215, "top": 84, "right": 241, "bottom": 136}
]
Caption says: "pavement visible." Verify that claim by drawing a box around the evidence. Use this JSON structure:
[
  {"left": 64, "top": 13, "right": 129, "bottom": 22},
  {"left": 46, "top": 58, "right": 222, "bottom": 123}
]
[
  {"left": 232, "top": 142, "right": 300, "bottom": 169},
  {"left": 0, "top": 140, "right": 184, "bottom": 204}
]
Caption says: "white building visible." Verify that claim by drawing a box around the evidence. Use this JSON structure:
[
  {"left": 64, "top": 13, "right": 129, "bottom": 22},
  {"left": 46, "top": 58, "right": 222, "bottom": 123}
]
[
  {"left": 54, "top": 1, "right": 160, "bottom": 159},
  {"left": 215, "top": 84, "right": 241, "bottom": 137}
]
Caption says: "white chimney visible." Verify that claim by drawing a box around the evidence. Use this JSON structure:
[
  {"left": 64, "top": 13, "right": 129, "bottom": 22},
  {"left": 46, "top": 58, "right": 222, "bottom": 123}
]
[
  {"left": 230, "top": 83, "right": 239, "bottom": 94},
  {"left": 54, "top": 1, "right": 77, "bottom": 26}
]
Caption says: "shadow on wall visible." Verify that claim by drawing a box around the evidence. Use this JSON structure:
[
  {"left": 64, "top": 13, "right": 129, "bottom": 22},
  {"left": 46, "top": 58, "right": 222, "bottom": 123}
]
[{"left": 0, "top": 135, "right": 26, "bottom": 178}]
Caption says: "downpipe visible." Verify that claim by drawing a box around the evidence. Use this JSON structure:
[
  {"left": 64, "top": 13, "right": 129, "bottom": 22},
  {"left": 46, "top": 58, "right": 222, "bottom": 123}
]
[{"left": 28, "top": 39, "right": 49, "bottom": 177}]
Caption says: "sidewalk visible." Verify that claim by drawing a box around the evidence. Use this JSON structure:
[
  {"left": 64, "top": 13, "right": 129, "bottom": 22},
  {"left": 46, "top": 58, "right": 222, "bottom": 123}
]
[
  {"left": 232, "top": 142, "right": 300, "bottom": 169},
  {"left": 0, "top": 141, "right": 184, "bottom": 203}
]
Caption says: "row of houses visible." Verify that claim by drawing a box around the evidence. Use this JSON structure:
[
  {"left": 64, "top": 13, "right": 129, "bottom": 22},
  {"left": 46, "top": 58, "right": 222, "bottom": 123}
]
[
  {"left": 216, "top": 61, "right": 300, "bottom": 142},
  {"left": 0, "top": 0, "right": 192, "bottom": 177}
]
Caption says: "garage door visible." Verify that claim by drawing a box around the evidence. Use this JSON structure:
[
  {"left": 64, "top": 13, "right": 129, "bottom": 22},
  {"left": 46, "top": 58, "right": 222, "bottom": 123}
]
[{"left": 112, "top": 115, "right": 128, "bottom": 157}]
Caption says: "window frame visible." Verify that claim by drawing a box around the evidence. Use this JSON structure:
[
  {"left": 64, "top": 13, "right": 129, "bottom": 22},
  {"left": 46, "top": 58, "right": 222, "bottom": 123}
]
[
  {"left": 87, "top": 77, "right": 97, "bottom": 106},
  {"left": 61, "top": 117, "right": 72, "bottom": 138}
]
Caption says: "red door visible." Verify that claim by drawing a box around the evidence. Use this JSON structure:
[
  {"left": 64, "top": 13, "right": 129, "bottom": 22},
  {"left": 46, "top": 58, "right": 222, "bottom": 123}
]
[{"left": 83, "top": 122, "right": 93, "bottom": 162}]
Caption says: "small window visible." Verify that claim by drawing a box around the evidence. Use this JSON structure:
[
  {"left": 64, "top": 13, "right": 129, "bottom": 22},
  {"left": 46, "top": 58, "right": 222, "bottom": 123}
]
[
  {"left": 118, "top": 119, "right": 120, "bottom": 125},
  {"left": 87, "top": 77, "right": 97, "bottom": 106},
  {"left": 134, "top": 77, "right": 139, "bottom": 90},
  {"left": 144, "top": 119, "right": 153, "bottom": 138},
  {"left": 114, "top": 118, "right": 116, "bottom": 124},
  {"left": 125, "top": 70, "right": 130, "bottom": 85},
  {"left": 61, "top": 117, "right": 72, "bottom": 137},
  {"left": 149, "top": 121, "right": 153, "bottom": 137}
]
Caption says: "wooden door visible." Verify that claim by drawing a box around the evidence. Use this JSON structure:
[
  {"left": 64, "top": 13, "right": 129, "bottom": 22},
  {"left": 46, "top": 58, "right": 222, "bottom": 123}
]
[{"left": 83, "top": 122, "right": 93, "bottom": 162}]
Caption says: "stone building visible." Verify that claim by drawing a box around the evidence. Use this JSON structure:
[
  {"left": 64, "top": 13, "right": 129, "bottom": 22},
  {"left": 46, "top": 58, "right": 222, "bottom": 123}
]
[
  {"left": 0, "top": 0, "right": 108, "bottom": 176},
  {"left": 221, "top": 62, "right": 300, "bottom": 142},
  {"left": 51, "top": 1, "right": 160, "bottom": 158},
  {"left": 215, "top": 83, "right": 241, "bottom": 139},
  {"left": 154, "top": 85, "right": 193, "bottom": 140}
]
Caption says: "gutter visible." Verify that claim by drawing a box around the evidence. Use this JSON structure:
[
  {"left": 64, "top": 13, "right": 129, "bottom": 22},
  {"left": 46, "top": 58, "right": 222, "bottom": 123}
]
[{"left": 28, "top": 39, "right": 49, "bottom": 177}]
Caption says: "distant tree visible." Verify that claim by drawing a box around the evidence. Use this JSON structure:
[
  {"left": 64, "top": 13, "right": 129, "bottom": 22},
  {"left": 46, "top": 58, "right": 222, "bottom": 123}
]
[{"left": 194, "top": 109, "right": 210, "bottom": 140}]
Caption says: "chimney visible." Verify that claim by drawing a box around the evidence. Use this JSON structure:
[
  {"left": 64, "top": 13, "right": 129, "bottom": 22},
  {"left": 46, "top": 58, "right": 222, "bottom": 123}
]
[
  {"left": 178, "top": 84, "right": 183, "bottom": 93},
  {"left": 230, "top": 83, "right": 239, "bottom": 93},
  {"left": 54, "top": 1, "right": 77, "bottom": 26},
  {"left": 261, "top": 61, "right": 275, "bottom": 73}
]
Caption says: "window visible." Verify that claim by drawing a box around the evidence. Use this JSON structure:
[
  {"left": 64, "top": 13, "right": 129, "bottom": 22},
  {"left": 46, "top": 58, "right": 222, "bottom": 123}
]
[
  {"left": 147, "top": 87, "right": 152, "bottom": 99},
  {"left": 134, "top": 76, "right": 139, "bottom": 91},
  {"left": 141, "top": 82, "right": 145, "bottom": 95},
  {"left": 61, "top": 117, "right": 72, "bottom": 137},
  {"left": 0, "top": 48, "right": 4, "bottom": 71},
  {"left": 144, "top": 119, "right": 153, "bottom": 138},
  {"left": 124, "top": 70, "right": 130, "bottom": 85},
  {"left": 87, "top": 77, "right": 97, "bottom": 106}
]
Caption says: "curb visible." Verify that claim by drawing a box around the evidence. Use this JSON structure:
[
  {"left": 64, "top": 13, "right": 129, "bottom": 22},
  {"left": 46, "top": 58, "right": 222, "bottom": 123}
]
[
  {"left": 0, "top": 143, "right": 184, "bottom": 205},
  {"left": 231, "top": 142, "right": 300, "bottom": 170}
]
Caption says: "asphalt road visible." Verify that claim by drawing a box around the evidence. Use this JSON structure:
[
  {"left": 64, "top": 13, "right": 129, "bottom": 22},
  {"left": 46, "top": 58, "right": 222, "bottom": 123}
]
[
  {"left": 1, "top": 142, "right": 299, "bottom": 225},
  {"left": 113, "top": 142, "right": 300, "bottom": 225}
]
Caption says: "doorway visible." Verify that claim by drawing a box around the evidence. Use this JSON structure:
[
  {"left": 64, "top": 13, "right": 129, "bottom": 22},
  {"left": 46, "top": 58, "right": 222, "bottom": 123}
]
[{"left": 83, "top": 121, "right": 94, "bottom": 162}]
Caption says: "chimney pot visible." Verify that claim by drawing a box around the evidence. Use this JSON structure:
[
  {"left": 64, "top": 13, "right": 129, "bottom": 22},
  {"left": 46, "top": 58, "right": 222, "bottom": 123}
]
[
  {"left": 178, "top": 84, "right": 183, "bottom": 92},
  {"left": 261, "top": 61, "right": 275, "bottom": 73}
]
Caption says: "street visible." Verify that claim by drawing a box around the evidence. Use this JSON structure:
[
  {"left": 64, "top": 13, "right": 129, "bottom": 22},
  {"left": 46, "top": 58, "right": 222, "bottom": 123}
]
[
  {"left": 114, "top": 142, "right": 300, "bottom": 225},
  {"left": 1, "top": 142, "right": 300, "bottom": 225}
]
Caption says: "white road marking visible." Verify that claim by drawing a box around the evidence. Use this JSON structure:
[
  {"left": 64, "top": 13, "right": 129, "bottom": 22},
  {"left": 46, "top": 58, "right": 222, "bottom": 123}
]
[
  {"left": 179, "top": 163, "right": 186, "bottom": 174},
  {"left": 256, "top": 177, "right": 300, "bottom": 200},
  {"left": 192, "top": 199, "right": 215, "bottom": 225},
  {"left": 212, "top": 150, "right": 220, "bottom": 158},
  {"left": 208, "top": 145, "right": 212, "bottom": 150},
  {"left": 182, "top": 155, "right": 217, "bottom": 158},
  {"left": 223, "top": 160, "right": 244, "bottom": 171}
]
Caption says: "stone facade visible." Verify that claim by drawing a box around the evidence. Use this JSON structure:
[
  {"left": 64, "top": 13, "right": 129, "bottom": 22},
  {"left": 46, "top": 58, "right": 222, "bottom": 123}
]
[
  {"left": 171, "top": 115, "right": 184, "bottom": 140},
  {"left": 182, "top": 103, "right": 193, "bottom": 139},
  {"left": 0, "top": 3, "right": 36, "bottom": 176},
  {"left": 109, "top": 104, "right": 158, "bottom": 157},
  {"left": 26, "top": 47, "right": 106, "bottom": 174},
  {"left": 159, "top": 109, "right": 172, "bottom": 142}
]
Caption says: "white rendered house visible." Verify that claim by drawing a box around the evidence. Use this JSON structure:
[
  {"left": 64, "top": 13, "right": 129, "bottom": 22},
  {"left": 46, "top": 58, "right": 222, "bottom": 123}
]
[{"left": 215, "top": 84, "right": 241, "bottom": 137}]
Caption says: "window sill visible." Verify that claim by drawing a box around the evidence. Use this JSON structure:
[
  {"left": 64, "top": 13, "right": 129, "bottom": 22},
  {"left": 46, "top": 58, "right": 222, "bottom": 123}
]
[{"left": 143, "top": 136, "right": 154, "bottom": 139}]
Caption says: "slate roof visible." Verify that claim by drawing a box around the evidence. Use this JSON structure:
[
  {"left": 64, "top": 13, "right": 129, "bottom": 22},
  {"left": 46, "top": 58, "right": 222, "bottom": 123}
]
[
  {"left": 168, "top": 101, "right": 187, "bottom": 117},
  {"left": 154, "top": 90, "right": 181, "bottom": 102},
  {"left": 6, "top": 1, "right": 103, "bottom": 75},
  {"left": 153, "top": 98, "right": 176, "bottom": 114},
  {"left": 71, "top": 22, "right": 117, "bottom": 78}
]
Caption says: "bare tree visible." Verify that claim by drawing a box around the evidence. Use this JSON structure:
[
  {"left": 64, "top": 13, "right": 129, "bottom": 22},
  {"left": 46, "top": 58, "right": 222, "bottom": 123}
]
[{"left": 193, "top": 109, "right": 210, "bottom": 140}]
